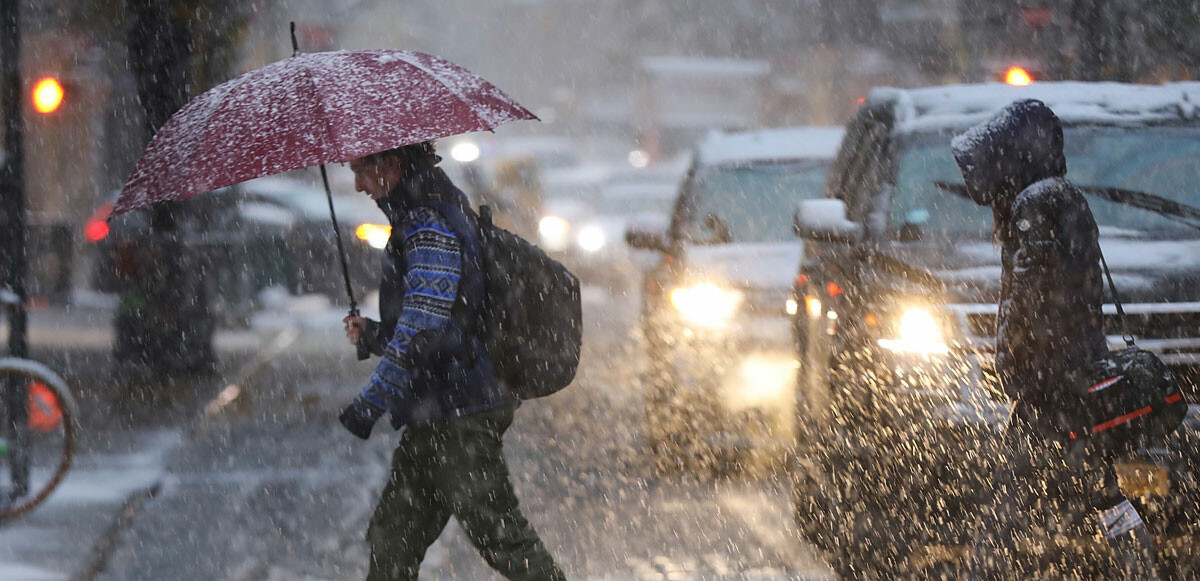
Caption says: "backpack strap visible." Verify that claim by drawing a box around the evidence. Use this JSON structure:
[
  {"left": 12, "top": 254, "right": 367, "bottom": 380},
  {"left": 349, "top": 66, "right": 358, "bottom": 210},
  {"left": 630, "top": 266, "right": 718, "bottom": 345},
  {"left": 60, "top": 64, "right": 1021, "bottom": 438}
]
[{"left": 1098, "top": 249, "right": 1135, "bottom": 347}]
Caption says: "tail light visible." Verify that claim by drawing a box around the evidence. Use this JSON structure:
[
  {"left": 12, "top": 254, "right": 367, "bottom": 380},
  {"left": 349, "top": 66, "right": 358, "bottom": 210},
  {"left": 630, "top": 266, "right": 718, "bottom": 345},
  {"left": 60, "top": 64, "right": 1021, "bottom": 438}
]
[{"left": 85, "top": 203, "right": 113, "bottom": 243}]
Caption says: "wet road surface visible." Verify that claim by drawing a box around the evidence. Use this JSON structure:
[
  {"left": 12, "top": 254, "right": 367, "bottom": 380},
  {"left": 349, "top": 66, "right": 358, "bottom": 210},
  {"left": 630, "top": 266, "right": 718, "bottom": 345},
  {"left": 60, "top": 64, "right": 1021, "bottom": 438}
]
[{"left": 94, "top": 288, "right": 833, "bottom": 580}]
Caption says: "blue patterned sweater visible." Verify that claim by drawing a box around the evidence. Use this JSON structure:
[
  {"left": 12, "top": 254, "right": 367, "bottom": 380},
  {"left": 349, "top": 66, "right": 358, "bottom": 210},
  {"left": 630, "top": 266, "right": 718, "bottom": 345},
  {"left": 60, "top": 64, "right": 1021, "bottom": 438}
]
[
  {"left": 358, "top": 206, "right": 462, "bottom": 411},
  {"left": 352, "top": 166, "right": 513, "bottom": 428}
]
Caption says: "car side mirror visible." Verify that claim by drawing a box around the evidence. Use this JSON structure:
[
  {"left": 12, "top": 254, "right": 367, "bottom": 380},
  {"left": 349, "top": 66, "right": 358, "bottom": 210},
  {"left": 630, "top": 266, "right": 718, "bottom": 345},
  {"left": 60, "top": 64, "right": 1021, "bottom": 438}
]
[
  {"left": 794, "top": 199, "right": 862, "bottom": 244},
  {"left": 625, "top": 225, "right": 669, "bottom": 252}
]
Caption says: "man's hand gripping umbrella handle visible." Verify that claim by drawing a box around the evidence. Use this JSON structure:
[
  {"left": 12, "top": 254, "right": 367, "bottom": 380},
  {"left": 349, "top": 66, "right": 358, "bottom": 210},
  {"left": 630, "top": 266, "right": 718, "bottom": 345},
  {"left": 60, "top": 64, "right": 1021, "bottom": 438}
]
[{"left": 350, "top": 308, "right": 370, "bottom": 361}]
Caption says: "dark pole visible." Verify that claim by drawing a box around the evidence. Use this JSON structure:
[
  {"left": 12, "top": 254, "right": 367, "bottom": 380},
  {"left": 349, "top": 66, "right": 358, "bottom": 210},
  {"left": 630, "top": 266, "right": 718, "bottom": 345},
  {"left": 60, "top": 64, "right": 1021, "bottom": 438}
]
[
  {"left": 123, "top": 0, "right": 216, "bottom": 376},
  {"left": 1, "top": 0, "right": 31, "bottom": 498}
]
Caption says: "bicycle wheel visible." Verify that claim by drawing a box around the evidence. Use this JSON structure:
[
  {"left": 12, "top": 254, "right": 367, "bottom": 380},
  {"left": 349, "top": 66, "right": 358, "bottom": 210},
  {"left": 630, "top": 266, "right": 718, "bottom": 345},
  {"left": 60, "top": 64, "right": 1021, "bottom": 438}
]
[{"left": 0, "top": 358, "right": 78, "bottom": 521}]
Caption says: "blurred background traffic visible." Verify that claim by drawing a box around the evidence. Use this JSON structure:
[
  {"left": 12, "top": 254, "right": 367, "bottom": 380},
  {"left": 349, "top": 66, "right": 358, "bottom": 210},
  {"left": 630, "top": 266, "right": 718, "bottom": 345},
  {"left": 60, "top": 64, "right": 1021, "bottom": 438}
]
[
  {"left": 5, "top": 1, "right": 1200, "bottom": 578},
  {"left": 10, "top": 0, "right": 1200, "bottom": 320}
]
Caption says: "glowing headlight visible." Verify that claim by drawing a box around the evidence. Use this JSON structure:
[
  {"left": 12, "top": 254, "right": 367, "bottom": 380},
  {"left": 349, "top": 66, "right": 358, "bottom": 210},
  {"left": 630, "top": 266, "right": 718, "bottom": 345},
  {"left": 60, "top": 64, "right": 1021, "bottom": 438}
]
[
  {"left": 669, "top": 283, "right": 743, "bottom": 327},
  {"left": 877, "top": 307, "right": 949, "bottom": 355},
  {"left": 577, "top": 225, "right": 606, "bottom": 252},
  {"left": 355, "top": 223, "right": 392, "bottom": 250},
  {"left": 538, "top": 216, "right": 570, "bottom": 251},
  {"left": 724, "top": 356, "right": 797, "bottom": 410},
  {"left": 450, "top": 141, "right": 480, "bottom": 162}
]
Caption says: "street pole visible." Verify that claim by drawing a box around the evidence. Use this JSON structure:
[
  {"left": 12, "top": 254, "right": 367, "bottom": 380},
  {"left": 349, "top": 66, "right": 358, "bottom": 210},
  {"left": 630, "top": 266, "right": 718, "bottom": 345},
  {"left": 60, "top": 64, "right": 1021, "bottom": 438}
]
[{"left": 1, "top": 0, "right": 31, "bottom": 498}]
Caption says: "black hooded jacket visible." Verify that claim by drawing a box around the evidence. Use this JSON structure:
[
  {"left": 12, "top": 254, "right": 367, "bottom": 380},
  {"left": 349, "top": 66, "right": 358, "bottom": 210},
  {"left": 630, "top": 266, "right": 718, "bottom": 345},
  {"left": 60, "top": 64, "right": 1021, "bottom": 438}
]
[{"left": 952, "top": 100, "right": 1107, "bottom": 431}]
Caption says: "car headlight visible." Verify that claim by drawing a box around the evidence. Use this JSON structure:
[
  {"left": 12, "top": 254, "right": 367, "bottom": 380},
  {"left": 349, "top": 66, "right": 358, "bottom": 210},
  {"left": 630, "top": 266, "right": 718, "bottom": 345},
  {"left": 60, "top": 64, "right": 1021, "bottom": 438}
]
[
  {"left": 538, "top": 216, "right": 570, "bottom": 251},
  {"left": 355, "top": 223, "right": 391, "bottom": 250},
  {"left": 449, "top": 141, "right": 480, "bottom": 162},
  {"left": 577, "top": 225, "right": 606, "bottom": 252},
  {"left": 669, "top": 282, "right": 743, "bottom": 328},
  {"left": 724, "top": 356, "right": 797, "bottom": 410},
  {"left": 876, "top": 306, "right": 949, "bottom": 355}
]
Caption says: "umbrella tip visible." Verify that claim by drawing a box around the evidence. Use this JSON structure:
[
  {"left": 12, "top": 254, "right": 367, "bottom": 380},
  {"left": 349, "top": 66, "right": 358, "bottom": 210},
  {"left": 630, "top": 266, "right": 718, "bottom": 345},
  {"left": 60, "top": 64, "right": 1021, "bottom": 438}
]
[{"left": 290, "top": 22, "right": 299, "bottom": 55}]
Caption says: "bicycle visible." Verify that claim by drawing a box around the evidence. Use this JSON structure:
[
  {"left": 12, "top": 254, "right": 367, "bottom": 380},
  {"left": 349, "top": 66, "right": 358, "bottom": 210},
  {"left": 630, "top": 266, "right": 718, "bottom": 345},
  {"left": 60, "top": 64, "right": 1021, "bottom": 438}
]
[{"left": 1, "top": 286, "right": 78, "bottom": 521}]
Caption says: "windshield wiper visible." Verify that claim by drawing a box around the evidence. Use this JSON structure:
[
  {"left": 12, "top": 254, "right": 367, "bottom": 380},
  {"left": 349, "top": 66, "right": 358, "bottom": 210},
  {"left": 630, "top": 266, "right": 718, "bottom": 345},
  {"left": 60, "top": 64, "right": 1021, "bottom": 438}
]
[
  {"left": 1076, "top": 184, "right": 1200, "bottom": 228},
  {"left": 934, "top": 181, "right": 1200, "bottom": 233}
]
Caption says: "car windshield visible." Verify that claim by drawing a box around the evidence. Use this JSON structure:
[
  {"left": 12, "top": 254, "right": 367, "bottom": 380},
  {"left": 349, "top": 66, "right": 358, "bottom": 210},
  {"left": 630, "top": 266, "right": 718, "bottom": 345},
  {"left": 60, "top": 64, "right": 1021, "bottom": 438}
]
[
  {"left": 892, "top": 125, "right": 1200, "bottom": 240},
  {"left": 680, "top": 160, "right": 829, "bottom": 244}
]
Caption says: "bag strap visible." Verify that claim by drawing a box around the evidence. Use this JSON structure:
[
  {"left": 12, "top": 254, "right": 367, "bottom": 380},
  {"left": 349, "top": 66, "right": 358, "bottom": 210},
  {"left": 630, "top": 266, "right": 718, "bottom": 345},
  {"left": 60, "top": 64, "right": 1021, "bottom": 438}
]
[{"left": 1098, "top": 249, "right": 1135, "bottom": 347}]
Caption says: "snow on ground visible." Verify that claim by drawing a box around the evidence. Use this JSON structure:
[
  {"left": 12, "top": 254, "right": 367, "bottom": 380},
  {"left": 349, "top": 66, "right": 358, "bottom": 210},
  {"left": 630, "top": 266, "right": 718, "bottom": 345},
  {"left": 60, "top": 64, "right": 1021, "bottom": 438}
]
[{"left": 0, "top": 430, "right": 181, "bottom": 581}]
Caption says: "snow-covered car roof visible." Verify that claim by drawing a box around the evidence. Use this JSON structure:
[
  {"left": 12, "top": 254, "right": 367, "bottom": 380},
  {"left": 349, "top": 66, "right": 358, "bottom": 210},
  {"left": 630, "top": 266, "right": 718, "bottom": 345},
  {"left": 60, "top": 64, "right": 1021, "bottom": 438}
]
[
  {"left": 695, "top": 126, "right": 845, "bottom": 166},
  {"left": 872, "top": 81, "right": 1200, "bottom": 134},
  {"left": 641, "top": 56, "right": 770, "bottom": 78}
]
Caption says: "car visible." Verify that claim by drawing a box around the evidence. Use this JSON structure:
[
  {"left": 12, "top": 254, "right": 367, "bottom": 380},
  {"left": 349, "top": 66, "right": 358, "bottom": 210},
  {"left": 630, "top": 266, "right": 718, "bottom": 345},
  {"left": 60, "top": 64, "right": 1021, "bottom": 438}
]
[
  {"left": 536, "top": 163, "right": 618, "bottom": 255},
  {"left": 86, "top": 175, "right": 385, "bottom": 326},
  {"left": 442, "top": 135, "right": 585, "bottom": 242},
  {"left": 789, "top": 81, "right": 1200, "bottom": 578},
  {"left": 238, "top": 175, "right": 385, "bottom": 302},
  {"left": 541, "top": 162, "right": 685, "bottom": 289},
  {"left": 625, "top": 126, "right": 845, "bottom": 471}
]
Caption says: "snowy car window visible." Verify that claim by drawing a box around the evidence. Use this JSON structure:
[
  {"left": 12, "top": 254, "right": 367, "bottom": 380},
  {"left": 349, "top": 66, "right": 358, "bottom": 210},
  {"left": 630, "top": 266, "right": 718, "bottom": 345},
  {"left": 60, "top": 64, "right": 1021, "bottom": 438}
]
[
  {"left": 1066, "top": 126, "right": 1200, "bottom": 236},
  {"left": 893, "top": 132, "right": 994, "bottom": 239},
  {"left": 682, "top": 160, "right": 829, "bottom": 244},
  {"left": 892, "top": 125, "right": 1200, "bottom": 240}
]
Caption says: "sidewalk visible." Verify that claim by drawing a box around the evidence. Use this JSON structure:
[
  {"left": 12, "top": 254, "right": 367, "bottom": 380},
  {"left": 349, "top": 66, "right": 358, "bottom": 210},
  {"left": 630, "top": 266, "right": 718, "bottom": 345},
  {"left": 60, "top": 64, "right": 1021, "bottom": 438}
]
[{"left": 0, "top": 297, "right": 286, "bottom": 581}]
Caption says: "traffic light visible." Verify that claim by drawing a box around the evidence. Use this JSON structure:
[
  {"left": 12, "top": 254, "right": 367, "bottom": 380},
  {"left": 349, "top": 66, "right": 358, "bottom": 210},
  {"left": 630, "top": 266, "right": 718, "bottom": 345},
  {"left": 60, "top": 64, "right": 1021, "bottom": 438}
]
[
  {"left": 1004, "top": 66, "right": 1033, "bottom": 86},
  {"left": 991, "top": 65, "right": 1043, "bottom": 86},
  {"left": 32, "top": 77, "right": 63, "bottom": 114}
]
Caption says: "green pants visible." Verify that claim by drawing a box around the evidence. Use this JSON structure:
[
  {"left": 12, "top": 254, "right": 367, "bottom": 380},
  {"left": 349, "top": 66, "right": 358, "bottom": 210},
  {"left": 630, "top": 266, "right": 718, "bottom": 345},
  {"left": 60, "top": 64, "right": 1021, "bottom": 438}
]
[{"left": 366, "top": 406, "right": 564, "bottom": 581}]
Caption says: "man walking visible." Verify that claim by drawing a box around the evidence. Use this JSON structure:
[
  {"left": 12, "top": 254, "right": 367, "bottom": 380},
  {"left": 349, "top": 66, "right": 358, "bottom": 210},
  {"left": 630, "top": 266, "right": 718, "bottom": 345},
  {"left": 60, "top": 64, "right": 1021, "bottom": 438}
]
[
  {"left": 952, "top": 99, "right": 1158, "bottom": 578},
  {"left": 339, "top": 142, "right": 564, "bottom": 581}
]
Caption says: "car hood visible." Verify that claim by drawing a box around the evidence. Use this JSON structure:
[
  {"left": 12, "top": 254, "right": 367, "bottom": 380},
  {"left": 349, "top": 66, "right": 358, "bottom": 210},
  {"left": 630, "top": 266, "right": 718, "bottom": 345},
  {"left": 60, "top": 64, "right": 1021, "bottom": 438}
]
[
  {"left": 586, "top": 212, "right": 670, "bottom": 239},
  {"left": 881, "top": 236, "right": 1200, "bottom": 303},
  {"left": 543, "top": 198, "right": 592, "bottom": 224},
  {"left": 682, "top": 242, "right": 804, "bottom": 291}
]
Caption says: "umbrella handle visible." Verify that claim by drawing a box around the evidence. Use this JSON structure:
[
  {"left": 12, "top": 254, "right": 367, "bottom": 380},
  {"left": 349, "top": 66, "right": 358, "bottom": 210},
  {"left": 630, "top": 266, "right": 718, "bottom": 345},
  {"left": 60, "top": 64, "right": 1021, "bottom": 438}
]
[{"left": 349, "top": 307, "right": 370, "bottom": 361}]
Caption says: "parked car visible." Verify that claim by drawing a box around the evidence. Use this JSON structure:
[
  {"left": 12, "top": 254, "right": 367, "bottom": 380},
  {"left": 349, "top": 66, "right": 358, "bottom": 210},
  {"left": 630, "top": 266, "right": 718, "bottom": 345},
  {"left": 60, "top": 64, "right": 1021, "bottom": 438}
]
[
  {"left": 87, "top": 176, "right": 385, "bottom": 325},
  {"left": 238, "top": 175, "right": 384, "bottom": 301},
  {"left": 625, "top": 126, "right": 844, "bottom": 470},
  {"left": 790, "top": 82, "right": 1200, "bottom": 578}
]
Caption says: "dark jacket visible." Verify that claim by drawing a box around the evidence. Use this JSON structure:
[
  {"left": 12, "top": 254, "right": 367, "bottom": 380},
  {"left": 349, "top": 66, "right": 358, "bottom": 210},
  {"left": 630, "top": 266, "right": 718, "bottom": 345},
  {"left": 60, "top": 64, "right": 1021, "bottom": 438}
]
[
  {"left": 952, "top": 99, "right": 1107, "bottom": 432},
  {"left": 341, "top": 163, "right": 514, "bottom": 438}
]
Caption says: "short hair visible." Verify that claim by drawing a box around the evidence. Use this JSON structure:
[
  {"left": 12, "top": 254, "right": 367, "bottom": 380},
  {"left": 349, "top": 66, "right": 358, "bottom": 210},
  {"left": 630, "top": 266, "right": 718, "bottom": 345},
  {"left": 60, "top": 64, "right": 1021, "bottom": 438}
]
[{"left": 362, "top": 141, "right": 439, "bottom": 167}]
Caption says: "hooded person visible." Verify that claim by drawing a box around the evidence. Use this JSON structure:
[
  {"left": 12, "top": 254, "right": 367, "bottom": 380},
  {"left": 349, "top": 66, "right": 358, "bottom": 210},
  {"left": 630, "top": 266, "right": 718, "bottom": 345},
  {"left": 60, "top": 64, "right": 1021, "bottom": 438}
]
[{"left": 952, "top": 99, "right": 1158, "bottom": 579}]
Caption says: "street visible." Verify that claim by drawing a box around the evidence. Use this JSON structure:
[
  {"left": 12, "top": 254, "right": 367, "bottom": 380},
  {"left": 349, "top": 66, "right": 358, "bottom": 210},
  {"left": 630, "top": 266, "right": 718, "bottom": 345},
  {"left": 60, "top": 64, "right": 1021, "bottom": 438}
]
[{"left": 10, "top": 288, "right": 830, "bottom": 581}]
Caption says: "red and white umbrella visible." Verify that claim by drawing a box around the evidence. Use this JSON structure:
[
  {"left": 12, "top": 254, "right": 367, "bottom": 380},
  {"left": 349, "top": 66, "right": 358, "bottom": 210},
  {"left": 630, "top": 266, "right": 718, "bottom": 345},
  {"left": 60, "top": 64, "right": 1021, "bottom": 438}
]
[
  {"left": 113, "top": 40, "right": 536, "bottom": 358},
  {"left": 116, "top": 49, "right": 536, "bottom": 213}
]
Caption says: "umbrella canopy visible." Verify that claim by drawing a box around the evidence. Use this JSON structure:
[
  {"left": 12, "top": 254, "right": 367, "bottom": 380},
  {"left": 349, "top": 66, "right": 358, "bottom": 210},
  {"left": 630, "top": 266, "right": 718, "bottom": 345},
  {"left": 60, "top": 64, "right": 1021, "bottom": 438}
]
[{"left": 115, "top": 49, "right": 536, "bottom": 214}]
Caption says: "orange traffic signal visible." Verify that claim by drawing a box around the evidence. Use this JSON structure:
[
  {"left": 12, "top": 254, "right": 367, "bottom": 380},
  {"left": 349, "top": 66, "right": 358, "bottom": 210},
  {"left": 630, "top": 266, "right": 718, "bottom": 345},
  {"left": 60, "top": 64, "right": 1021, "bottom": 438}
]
[
  {"left": 32, "top": 77, "right": 64, "bottom": 114},
  {"left": 1004, "top": 66, "right": 1033, "bottom": 86}
]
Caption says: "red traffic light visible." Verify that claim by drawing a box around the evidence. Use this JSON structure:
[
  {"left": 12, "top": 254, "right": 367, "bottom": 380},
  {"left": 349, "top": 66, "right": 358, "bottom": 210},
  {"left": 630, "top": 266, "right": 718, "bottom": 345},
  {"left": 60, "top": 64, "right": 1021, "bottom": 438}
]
[{"left": 32, "top": 77, "right": 64, "bottom": 114}]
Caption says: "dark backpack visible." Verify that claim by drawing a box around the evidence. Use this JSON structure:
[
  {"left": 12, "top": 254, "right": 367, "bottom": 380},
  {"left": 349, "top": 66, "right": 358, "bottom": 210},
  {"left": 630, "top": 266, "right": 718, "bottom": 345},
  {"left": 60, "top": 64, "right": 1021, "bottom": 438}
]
[
  {"left": 476, "top": 205, "right": 582, "bottom": 399},
  {"left": 1065, "top": 253, "right": 1189, "bottom": 451}
]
